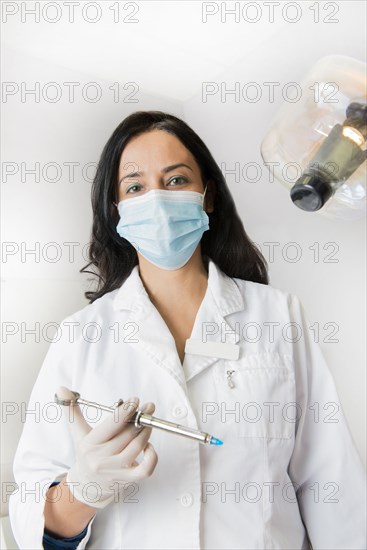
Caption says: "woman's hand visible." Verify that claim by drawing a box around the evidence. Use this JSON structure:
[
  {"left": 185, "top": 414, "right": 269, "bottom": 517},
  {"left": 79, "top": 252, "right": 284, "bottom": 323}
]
[{"left": 59, "top": 386, "right": 158, "bottom": 509}]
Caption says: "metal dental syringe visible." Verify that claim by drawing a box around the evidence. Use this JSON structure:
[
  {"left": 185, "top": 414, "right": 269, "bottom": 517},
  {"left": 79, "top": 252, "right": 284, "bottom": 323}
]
[{"left": 54, "top": 389, "right": 223, "bottom": 446}]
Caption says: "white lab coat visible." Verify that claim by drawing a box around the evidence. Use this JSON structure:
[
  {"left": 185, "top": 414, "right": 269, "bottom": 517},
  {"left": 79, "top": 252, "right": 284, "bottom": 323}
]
[{"left": 9, "top": 257, "right": 366, "bottom": 549}]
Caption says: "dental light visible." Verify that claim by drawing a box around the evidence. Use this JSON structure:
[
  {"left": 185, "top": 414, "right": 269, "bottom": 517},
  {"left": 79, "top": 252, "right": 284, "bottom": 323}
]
[{"left": 261, "top": 55, "right": 367, "bottom": 220}]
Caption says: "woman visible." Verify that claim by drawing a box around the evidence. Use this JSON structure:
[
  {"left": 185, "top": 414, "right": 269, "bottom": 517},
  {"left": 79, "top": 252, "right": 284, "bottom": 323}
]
[{"left": 9, "top": 111, "right": 366, "bottom": 549}]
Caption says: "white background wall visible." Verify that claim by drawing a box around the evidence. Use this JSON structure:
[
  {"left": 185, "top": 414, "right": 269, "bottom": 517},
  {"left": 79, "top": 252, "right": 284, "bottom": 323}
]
[{"left": 1, "top": 1, "right": 366, "bottom": 538}]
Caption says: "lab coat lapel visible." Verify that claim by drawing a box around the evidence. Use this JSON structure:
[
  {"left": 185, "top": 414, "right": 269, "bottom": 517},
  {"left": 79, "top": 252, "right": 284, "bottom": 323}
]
[
  {"left": 182, "top": 259, "right": 245, "bottom": 381},
  {"left": 113, "top": 264, "right": 187, "bottom": 389},
  {"left": 112, "top": 259, "right": 245, "bottom": 387}
]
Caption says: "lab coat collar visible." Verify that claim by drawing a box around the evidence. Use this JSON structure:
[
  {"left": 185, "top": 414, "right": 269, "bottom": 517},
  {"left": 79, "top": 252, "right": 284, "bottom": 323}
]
[
  {"left": 112, "top": 256, "right": 244, "bottom": 317},
  {"left": 112, "top": 256, "right": 245, "bottom": 386}
]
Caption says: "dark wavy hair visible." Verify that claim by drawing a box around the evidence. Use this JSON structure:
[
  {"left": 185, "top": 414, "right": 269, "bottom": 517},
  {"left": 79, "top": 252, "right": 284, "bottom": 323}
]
[{"left": 80, "top": 110, "right": 269, "bottom": 303}]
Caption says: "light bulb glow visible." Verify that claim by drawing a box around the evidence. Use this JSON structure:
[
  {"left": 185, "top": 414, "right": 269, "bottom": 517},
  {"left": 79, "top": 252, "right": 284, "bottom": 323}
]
[{"left": 342, "top": 126, "right": 365, "bottom": 147}]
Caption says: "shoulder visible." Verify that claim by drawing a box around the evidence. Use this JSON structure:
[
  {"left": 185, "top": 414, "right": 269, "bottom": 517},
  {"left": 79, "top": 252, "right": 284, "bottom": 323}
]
[
  {"left": 227, "top": 276, "right": 306, "bottom": 327},
  {"left": 232, "top": 275, "right": 295, "bottom": 310},
  {"left": 58, "top": 287, "right": 121, "bottom": 328}
]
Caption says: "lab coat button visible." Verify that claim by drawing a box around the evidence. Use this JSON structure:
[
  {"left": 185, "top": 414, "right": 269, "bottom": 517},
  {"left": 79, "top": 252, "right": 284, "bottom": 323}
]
[
  {"left": 172, "top": 405, "right": 188, "bottom": 419},
  {"left": 180, "top": 492, "right": 193, "bottom": 507}
]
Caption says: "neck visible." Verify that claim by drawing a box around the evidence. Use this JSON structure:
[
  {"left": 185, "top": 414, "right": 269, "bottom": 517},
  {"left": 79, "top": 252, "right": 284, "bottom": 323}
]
[{"left": 137, "top": 248, "right": 209, "bottom": 311}]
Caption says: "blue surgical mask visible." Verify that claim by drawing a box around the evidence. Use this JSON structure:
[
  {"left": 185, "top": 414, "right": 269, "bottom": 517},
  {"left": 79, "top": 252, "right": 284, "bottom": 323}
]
[{"left": 116, "top": 186, "right": 210, "bottom": 270}]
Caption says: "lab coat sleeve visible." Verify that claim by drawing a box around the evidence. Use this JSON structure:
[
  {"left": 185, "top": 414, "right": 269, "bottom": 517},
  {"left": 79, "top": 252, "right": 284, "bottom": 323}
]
[
  {"left": 8, "top": 315, "right": 97, "bottom": 550},
  {"left": 43, "top": 482, "right": 89, "bottom": 549},
  {"left": 287, "top": 294, "right": 366, "bottom": 550}
]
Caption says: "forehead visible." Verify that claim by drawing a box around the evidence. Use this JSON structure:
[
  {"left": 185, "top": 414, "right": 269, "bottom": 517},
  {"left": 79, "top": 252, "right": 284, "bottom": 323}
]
[{"left": 118, "top": 129, "right": 198, "bottom": 173}]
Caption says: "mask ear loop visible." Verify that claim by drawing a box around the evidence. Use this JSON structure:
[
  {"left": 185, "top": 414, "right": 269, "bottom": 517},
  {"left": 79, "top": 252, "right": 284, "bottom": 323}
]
[{"left": 202, "top": 183, "right": 209, "bottom": 207}]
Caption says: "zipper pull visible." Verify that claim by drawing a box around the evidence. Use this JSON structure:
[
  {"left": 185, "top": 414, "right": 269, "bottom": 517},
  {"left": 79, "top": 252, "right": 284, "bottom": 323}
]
[{"left": 226, "top": 370, "right": 235, "bottom": 388}]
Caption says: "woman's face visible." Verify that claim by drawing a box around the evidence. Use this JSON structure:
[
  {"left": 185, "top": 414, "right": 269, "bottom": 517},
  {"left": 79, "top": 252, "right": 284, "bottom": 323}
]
[{"left": 116, "top": 129, "right": 211, "bottom": 208}]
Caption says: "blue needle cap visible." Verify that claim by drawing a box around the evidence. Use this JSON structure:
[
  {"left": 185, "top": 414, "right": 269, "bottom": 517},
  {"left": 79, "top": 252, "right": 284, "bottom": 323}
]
[{"left": 209, "top": 436, "right": 223, "bottom": 446}]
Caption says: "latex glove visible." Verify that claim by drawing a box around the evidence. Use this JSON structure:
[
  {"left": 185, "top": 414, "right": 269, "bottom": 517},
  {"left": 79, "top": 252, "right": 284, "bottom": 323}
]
[{"left": 58, "top": 386, "right": 158, "bottom": 509}]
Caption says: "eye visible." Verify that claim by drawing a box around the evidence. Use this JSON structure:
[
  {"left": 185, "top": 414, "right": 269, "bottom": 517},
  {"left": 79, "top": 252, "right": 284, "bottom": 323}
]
[
  {"left": 126, "top": 184, "right": 142, "bottom": 194},
  {"left": 168, "top": 176, "right": 188, "bottom": 186}
]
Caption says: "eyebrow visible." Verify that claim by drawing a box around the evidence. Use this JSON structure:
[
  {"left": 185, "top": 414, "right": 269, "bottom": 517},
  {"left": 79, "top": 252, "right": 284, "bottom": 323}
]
[{"left": 119, "top": 163, "right": 194, "bottom": 185}]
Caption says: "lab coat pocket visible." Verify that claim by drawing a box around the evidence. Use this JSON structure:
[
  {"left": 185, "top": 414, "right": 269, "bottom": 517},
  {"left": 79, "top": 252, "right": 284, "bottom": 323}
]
[{"left": 213, "top": 351, "right": 296, "bottom": 440}]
